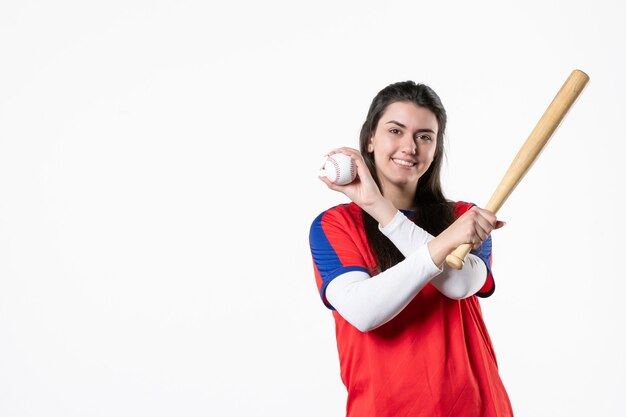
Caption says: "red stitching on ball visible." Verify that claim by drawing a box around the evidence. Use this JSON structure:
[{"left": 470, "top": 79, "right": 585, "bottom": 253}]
[
  {"left": 329, "top": 156, "right": 341, "bottom": 183},
  {"left": 350, "top": 158, "right": 356, "bottom": 181}
]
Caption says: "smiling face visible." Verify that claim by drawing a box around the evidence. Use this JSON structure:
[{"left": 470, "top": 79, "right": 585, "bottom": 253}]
[{"left": 367, "top": 101, "right": 439, "bottom": 201}]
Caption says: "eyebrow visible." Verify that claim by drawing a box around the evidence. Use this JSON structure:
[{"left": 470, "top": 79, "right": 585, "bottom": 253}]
[{"left": 385, "top": 120, "right": 436, "bottom": 134}]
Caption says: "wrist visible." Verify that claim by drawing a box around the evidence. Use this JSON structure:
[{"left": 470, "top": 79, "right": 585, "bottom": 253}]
[
  {"left": 427, "top": 233, "right": 457, "bottom": 268},
  {"left": 361, "top": 197, "right": 397, "bottom": 227}
]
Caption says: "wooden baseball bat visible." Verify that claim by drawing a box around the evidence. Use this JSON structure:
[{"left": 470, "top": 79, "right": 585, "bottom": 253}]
[{"left": 445, "top": 69, "right": 590, "bottom": 270}]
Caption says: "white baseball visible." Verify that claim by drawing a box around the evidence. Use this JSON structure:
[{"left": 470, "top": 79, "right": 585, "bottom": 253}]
[{"left": 320, "top": 153, "right": 357, "bottom": 185}]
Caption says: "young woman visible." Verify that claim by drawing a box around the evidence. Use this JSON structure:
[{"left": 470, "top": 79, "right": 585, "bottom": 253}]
[{"left": 309, "top": 81, "right": 513, "bottom": 416}]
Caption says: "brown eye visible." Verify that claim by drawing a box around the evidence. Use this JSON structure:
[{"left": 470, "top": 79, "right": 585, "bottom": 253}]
[
  {"left": 389, "top": 128, "right": 400, "bottom": 135},
  {"left": 416, "top": 135, "right": 433, "bottom": 142}
]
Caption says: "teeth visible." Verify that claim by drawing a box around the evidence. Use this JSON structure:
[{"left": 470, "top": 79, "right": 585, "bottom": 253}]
[{"left": 393, "top": 159, "right": 415, "bottom": 167}]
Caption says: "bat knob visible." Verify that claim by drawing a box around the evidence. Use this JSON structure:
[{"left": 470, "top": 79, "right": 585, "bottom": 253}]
[{"left": 445, "top": 254, "right": 465, "bottom": 270}]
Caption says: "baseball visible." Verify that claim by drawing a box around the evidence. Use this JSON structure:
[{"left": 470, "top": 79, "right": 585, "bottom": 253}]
[{"left": 320, "top": 153, "right": 357, "bottom": 185}]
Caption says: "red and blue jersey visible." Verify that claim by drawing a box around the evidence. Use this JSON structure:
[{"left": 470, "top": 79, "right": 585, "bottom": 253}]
[{"left": 309, "top": 202, "right": 512, "bottom": 417}]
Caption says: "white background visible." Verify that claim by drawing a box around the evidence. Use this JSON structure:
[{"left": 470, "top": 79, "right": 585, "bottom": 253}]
[{"left": 1, "top": 1, "right": 625, "bottom": 416}]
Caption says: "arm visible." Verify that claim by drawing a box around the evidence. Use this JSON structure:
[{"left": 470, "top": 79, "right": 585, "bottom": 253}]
[
  {"left": 379, "top": 210, "right": 488, "bottom": 299},
  {"left": 321, "top": 213, "right": 488, "bottom": 332},
  {"left": 325, "top": 243, "right": 442, "bottom": 332},
  {"left": 317, "top": 149, "right": 501, "bottom": 330}
]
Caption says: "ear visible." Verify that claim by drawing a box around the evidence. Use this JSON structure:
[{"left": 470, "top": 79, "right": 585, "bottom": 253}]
[{"left": 367, "top": 137, "right": 374, "bottom": 153}]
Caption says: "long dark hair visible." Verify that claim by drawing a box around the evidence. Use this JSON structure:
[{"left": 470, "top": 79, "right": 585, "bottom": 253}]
[{"left": 359, "top": 81, "right": 456, "bottom": 272}]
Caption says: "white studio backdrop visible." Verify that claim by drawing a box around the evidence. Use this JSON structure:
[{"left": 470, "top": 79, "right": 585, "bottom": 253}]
[{"left": 1, "top": 1, "right": 624, "bottom": 416}]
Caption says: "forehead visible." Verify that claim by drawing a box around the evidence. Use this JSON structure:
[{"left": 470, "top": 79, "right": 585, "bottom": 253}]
[{"left": 379, "top": 101, "right": 438, "bottom": 131}]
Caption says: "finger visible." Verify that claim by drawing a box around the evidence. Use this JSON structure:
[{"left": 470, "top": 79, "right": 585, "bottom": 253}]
[
  {"left": 470, "top": 206, "right": 497, "bottom": 228},
  {"left": 473, "top": 222, "right": 489, "bottom": 243},
  {"left": 319, "top": 167, "right": 360, "bottom": 191},
  {"left": 326, "top": 147, "right": 361, "bottom": 159},
  {"left": 473, "top": 214, "right": 493, "bottom": 240},
  {"left": 477, "top": 218, "right": 506, "bottom": 232},
  {"left": 318, "top": 175, "right": 341, "bottom": 191}
]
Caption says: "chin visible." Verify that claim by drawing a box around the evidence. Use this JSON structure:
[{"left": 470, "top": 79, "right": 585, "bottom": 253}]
[{"left": 392, "top": 176, "right": 419, "bottom": 189}]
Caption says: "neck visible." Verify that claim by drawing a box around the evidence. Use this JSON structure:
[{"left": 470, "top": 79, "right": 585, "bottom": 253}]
[{"left": 383, "top": 186, "right": 416, "bottom": 211}]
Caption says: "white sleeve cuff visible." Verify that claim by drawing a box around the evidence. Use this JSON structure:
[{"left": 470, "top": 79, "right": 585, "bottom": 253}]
[
  {"left": 431, "top": 254, "right": 488, "bottom": 300},
  {"left": 378, "top": 209, "right": 408, "bottom": 235}
]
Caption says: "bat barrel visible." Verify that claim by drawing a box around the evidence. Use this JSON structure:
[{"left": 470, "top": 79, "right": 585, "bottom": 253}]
[
  {"left": 445, "top": 69, "right": 590, "bottom": 270},
  {"left": 485, "top": 69, "right": 589, "bottom": 214}
]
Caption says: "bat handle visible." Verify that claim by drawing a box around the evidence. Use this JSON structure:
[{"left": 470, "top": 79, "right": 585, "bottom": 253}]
[{"left": 445, "top": 243, "right": 473, "bottom": 269}]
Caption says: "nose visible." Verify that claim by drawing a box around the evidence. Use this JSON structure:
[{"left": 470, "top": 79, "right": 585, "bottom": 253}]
[{"left": 401, "top": 135, "right": 416, "bottom": 155}]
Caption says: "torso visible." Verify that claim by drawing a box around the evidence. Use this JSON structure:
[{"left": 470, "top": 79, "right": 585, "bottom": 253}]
[{"left": 309, "top": 202, "right": 513, "bottom": 417}]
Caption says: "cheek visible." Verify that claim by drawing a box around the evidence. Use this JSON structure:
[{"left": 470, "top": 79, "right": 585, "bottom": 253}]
[
  {"left": 419, "top": 143, "right": 437, "bottom": 161},
  {"left": 370, "top": 137, "right": 389, "bottom": 155},
  {"left": 373, "top": 151, "right": 385, "bottom": 167},
  {"left": 428, "top": 142, "right": 438, "bottom": 159}
]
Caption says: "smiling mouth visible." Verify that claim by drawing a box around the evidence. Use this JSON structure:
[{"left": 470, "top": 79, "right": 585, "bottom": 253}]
[{"left": 392, "top": 158, "right": 416, "bottom": 167}]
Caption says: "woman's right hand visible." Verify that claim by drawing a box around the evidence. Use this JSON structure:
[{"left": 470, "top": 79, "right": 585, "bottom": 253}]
[{"left": 319, "top": 147, "right": 397, "bottom": 226}]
